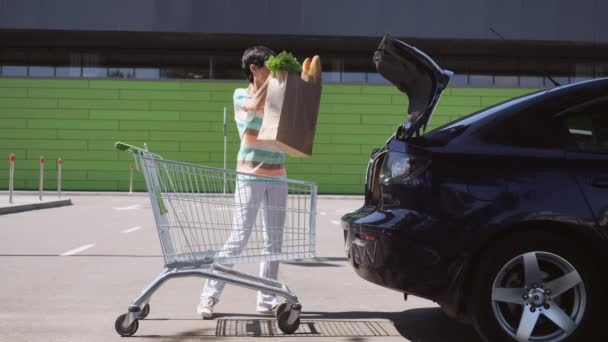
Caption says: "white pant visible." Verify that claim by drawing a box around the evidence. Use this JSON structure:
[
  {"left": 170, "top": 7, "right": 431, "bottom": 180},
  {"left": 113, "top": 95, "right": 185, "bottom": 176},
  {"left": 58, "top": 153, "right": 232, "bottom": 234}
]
[{"left": 201, "top": 179, "right": 287, "bottom": 310}]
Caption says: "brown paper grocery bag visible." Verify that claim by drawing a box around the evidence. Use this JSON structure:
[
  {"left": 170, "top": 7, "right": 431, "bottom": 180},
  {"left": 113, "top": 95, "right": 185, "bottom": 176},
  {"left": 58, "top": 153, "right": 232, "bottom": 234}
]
[{"left": 258, "top": 71, "right": 322, "bottom": 157}]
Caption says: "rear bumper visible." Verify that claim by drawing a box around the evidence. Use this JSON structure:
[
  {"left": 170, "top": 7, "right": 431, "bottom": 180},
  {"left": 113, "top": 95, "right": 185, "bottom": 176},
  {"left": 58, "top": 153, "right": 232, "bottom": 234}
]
[{"left": 341, "top": 206, "right": 462, "bottom": 301}]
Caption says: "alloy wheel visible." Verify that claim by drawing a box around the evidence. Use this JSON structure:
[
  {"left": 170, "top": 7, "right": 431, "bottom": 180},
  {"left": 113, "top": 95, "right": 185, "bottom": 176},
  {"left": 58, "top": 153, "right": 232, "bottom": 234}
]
[{"left": 491, "top": 251, "right": 586, "bottom": 342}]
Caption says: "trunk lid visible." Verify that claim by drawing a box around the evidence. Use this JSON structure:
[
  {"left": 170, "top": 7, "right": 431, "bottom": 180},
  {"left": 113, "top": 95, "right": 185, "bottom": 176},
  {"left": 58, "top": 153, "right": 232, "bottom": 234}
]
[{"left": 374, "top": 34, "right": 453, "bottom": 138}]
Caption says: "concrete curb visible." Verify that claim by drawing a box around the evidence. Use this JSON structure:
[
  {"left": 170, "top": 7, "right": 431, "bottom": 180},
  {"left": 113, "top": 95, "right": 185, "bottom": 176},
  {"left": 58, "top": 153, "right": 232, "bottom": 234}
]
[{"left": 0, "top": 198, "right": 73, "bottom": 215}]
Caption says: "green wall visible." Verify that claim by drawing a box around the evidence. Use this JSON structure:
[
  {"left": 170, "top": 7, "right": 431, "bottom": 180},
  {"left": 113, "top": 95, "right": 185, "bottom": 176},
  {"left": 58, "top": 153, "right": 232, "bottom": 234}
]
[{"left": 0, "top": 78, "right": 536, "bottom": 194}]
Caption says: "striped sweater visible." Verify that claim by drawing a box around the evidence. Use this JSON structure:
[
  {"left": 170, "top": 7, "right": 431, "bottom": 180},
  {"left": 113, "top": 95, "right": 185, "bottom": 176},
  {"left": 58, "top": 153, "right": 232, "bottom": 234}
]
[{"left": 234, "top": 88, "right": 286, "bottom": 177}]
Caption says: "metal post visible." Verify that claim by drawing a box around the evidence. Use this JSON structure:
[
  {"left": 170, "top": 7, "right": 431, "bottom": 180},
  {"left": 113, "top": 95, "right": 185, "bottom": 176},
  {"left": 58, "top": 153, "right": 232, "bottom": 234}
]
[
  {"left": 129, "top": 163, "right": 134, "bottom": 194},
  {"left": 223, "top": 106, "right": 227, "bottom": 194},
  {"left": 8, "top": 154, "right": 14, "bottom": 204},
  {"left": 57, "top": 158, "right": 62, "bottom": 199},
  {"left": 39, "top": 156, "right": 44, "bottom": 201}
]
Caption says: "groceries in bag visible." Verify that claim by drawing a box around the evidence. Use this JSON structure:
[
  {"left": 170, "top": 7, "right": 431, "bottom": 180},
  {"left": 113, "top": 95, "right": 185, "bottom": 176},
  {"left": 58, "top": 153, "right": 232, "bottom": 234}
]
[{"left": 258, "top": 52, "right": 322, "bottom": 157}]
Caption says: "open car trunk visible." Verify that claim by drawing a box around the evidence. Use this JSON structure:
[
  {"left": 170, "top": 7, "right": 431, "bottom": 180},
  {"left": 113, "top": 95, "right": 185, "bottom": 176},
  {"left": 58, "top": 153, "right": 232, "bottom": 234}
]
[{"left": 373, "top": 34, "right": 453, "bottom": 138}]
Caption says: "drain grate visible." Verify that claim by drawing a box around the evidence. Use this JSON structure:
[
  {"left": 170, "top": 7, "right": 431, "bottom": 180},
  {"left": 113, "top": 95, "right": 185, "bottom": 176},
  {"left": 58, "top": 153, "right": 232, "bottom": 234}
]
[{"left": 215, "top": 319, "right": 395, "bottom": 337}]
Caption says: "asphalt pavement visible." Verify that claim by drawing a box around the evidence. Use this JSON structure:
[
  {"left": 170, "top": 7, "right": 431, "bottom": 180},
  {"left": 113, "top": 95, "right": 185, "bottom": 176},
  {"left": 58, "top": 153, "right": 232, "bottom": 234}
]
[{"left": 0, "top": 194, "right": 481, "bottom": 342}]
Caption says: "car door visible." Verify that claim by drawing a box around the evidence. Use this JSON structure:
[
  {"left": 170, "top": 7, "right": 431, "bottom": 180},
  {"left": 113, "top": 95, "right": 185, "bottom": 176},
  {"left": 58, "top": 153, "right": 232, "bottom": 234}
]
[{"left": 561, "top": 98, "right": 608, "bottom": 229}]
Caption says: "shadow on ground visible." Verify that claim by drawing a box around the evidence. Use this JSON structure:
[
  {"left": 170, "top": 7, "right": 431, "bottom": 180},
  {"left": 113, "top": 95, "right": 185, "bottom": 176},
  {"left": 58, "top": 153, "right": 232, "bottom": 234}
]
[
  {"left": 138, "top": 307, "right": 482, "bottom": 341},
  {"left": 303, "top": 308, "right": 482, "bottom": 342}
]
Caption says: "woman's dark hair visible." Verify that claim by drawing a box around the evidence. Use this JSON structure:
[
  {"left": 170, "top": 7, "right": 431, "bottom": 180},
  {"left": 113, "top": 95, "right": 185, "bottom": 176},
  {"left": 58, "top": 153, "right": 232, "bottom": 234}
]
[{"left": 241, "top": 46, "right": 275, "bottom": 83}]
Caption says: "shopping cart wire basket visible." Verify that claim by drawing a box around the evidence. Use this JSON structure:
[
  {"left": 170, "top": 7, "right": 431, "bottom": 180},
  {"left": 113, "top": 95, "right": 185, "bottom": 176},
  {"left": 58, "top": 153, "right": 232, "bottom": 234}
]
[{"left": 113, "top": 142, "right": 317, "bottom": 336}]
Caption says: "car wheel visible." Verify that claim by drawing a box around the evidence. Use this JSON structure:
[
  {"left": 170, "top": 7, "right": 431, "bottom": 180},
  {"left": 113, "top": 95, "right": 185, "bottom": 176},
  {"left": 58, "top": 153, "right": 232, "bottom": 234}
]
[{"left": 470, "top": 232, "right": 603, "bottom": 342}]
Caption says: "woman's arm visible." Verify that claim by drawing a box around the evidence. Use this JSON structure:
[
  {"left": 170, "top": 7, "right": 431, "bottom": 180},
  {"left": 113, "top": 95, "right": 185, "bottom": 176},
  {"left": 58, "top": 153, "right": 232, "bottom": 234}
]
[{"left": 243, "top": 78, "right": 269, "bottom": 113}]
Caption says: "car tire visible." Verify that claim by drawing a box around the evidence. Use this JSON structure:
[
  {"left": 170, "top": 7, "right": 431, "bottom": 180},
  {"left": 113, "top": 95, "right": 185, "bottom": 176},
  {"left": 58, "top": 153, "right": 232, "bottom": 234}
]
[{"left": 470, "top": 232, "right": 604, "bottom": 342}]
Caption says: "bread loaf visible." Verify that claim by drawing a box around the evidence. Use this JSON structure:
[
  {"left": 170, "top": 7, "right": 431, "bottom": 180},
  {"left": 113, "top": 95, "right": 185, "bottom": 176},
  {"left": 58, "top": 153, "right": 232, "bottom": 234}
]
[
  {"left": 309, "top": 55, "right": 322, "bottom": 78},
  {"left": 301, "top": 57, "right": 311, "bottom": 80}
]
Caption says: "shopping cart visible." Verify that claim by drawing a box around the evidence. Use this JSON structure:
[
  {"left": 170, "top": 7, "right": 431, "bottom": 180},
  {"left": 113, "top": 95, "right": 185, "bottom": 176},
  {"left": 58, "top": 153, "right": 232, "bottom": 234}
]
[{"left": 113, "top": 142, "right": 317, "bottom": 336}]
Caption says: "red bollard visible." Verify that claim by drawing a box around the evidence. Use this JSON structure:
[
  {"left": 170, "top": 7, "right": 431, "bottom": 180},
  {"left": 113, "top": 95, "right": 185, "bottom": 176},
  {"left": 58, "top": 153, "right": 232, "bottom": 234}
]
[
  {"left": 57, "top": 158, "right": 62, "bottom": 199},
  {"left": 39, "top": 156, "right": 45, "bottom": 201},
  {"left": 9, "top": 154, "right": 15, "bottom": 204}
]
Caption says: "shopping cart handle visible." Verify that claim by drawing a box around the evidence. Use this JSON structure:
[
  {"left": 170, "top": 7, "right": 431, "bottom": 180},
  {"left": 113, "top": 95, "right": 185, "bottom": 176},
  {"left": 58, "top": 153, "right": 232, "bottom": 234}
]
[{"left": 116, "top": 142, "right": 143, "bottom": 153}]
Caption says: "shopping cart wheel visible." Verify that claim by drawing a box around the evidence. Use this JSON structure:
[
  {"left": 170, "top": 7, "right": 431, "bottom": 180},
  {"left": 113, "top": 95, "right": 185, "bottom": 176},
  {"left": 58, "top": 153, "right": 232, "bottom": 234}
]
[
  {"left": 276, "top": 303, "right": 301, "bottom": 334},
  {"left": 138, "top": 304, "right": 150, "bottom": 319},
  {"left": 115, "top": 314, "right": 139, "bottom": 337}
]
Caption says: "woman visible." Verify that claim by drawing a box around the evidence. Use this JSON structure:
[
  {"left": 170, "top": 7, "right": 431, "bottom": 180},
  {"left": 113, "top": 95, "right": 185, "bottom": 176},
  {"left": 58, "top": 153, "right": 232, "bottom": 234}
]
[{"left": 197, "top": 46, "right": 288, "bottom": 319}]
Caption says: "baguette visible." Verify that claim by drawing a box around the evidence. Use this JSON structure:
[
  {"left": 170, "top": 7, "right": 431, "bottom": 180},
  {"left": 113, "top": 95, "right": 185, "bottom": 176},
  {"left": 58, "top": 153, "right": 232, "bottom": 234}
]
[{"left": 309, "top": 55, "right": 322, "bottom": 79}]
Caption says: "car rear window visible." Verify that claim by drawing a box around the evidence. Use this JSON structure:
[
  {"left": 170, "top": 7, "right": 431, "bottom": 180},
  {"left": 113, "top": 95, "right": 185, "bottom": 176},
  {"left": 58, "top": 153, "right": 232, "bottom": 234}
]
[{"left": 426, "top": 90, "right": 547, "bottom": 135}]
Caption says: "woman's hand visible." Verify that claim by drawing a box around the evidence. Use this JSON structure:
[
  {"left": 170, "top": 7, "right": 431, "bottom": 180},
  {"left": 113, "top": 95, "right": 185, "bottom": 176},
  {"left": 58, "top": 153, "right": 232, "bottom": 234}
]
[{"left": 244, "top": 77, "right": 270, "bottom": 112}]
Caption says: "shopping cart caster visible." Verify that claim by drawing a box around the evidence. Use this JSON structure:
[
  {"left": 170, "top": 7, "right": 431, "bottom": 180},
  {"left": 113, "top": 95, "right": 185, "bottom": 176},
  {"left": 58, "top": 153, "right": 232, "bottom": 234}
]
[
  {"left": 115, "top": 314, "right": 139, "bottom": 337},
  {"left": 276, "top": 303, "right": 301, "bottom": 334},
  {"left": 138, "top": 304, "right": 150, "bottom": 319}
]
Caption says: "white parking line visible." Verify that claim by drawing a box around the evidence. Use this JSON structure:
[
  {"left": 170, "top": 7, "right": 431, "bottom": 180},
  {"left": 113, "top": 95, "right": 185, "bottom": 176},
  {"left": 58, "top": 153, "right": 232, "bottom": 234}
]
[
  {"left": 60, "top": 244, "right": 95, "bottom": 256},
  {"left": 112, "top": 205, "right": 141, "bottom": 211},
  {"left": 331, "top": 220, "right": 341, "bottom": 225},
  {"left": 122, "top": 226, "right": 142, "bottom": 234}
]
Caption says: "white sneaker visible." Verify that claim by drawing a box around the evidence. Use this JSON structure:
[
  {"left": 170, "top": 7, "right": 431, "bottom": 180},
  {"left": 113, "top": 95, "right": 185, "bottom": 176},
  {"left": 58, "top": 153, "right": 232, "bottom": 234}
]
[
  {"left": 197, "top": 297, "right": 216, "bottom": 319},
  {"left": 256, "top": 303, "right": 279, "bottom": 315}
]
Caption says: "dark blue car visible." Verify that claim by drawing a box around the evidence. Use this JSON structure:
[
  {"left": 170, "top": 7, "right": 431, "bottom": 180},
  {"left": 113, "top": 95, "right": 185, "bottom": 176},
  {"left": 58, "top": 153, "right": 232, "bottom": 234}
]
[{"left": 341, "top": 35, "right": 607, "bottom": 342}]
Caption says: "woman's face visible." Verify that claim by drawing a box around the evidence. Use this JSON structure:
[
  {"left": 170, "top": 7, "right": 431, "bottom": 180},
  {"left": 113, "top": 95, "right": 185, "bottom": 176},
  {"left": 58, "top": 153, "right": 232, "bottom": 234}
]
[{"left": 250, "top": 64, "right": 270, "bottom": 84}]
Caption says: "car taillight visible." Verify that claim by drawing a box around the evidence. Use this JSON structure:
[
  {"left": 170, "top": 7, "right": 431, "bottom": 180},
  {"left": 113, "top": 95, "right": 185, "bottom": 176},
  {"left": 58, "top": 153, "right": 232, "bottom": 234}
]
[
  {"left": 366, "top": 150, "right": 387, "bottom": 207},
  {"left": 380, "top": 151, "right": 430, "bottom": 185},
  {"left": 355, "top": 232, "right": 377, "bottom": 241}
]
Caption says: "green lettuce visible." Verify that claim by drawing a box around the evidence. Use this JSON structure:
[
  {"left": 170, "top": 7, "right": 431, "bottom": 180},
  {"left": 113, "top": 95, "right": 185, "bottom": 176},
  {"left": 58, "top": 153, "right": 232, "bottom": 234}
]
[{"left": 265, "top": 51, "right": 302, "bottom": 75}]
